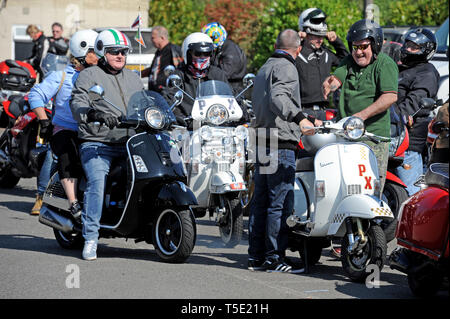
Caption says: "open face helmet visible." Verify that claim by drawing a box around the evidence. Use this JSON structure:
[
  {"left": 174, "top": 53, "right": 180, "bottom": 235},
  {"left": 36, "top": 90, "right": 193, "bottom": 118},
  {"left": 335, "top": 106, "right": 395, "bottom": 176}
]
[
  {"left": 94, "top": 28, "right": 131, "bottom": 60},
  {"left": 69, "top": 29, "right": 98, "bottom": 59},
  {"left": 346, "top": 19, "right": 384, "bottom": 55},
  {"left": 298, "top": 8, "right": 328, "bottom": 36},
  {"left": 201, "top": 22, "right": 228, "bottom": 48},
  {"left": 400, "top": 28, "right": 437, "bottom": 66}
]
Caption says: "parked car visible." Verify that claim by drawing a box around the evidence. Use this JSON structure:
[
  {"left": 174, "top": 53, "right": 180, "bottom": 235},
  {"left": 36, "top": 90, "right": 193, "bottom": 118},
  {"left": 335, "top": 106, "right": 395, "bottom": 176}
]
[{"left": 430, "top": 17, "right": 449, "bottom": 106}]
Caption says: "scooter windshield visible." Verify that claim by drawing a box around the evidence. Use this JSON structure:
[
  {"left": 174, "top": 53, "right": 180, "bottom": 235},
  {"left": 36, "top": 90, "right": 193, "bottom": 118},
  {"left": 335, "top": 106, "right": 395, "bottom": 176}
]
[
  {"left": 40, "top": 53, "right": 69, "bottom": 78},
  {"left": 126, "top": 90, "right": 175, "bottom": 123},
  {"left": 197, "top": 80, "right": 233, "bottom": 98}
]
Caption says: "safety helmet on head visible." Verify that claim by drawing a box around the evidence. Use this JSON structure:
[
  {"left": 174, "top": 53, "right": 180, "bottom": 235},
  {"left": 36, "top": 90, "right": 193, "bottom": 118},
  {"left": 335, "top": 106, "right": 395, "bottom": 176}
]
[
  {"left": 400, "top": 28, "right": 437, "bottom": 66},
  {"left": 69, "top": 29, "right": 98, "bottom": 58},
  {"left": 347, "top": 19, "right": 384, "bottom": 56},
  {"left": 181, "top": 32, "right": 214, "bottom": 65},
  {"left": 298, "top": 8, "right": 328, "bottom": 36},
  {"left": 94, "top": 28, "right": 131, "bottom": 59},
  {"left": 201, "top": 22, "right": 228, "bottom": 48}
]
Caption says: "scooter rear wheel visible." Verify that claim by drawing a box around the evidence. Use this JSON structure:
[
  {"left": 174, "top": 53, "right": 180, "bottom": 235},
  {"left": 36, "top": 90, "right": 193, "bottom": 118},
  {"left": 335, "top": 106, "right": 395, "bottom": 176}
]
[
  {"left": 53, "top": 228, "right": 84, "bottom": 249},
  {"left": 381, "top": 182, "right": 408, "bottom": 242},
  {"left": 341, "top": 224, "right": 387, "bottom": 282},
  {"left": 152, "top": 208, "right": 196, "bottom": 263}
]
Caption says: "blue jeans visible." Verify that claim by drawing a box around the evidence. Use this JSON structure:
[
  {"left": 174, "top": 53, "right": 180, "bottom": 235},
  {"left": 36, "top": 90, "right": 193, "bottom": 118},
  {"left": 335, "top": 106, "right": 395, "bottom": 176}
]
[
  {"left": 248, "top": 148, "right": 296, "bottom": 261},
  {"left": 395, "top": 150, "right": 423, "bottom": 196},
  {"left": 37, "top": 147, "right": 55, "bottom": 195},
  {"left": 79, "top": 142, "right": 127, "bottom": 242}
]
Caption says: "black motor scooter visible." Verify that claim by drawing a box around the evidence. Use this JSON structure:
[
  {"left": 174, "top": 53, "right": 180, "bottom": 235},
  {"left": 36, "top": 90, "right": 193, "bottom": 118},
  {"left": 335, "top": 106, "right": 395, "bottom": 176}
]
[{"left": 39, "top": 87, "right": 198, "bottom": 263}]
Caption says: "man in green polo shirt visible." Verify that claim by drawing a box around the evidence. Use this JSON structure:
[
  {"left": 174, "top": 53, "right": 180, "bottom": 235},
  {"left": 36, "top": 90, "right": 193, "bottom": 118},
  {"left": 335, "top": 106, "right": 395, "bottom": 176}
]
[{"left": 322, "top": 19, "right": 398, "bottom": 192}]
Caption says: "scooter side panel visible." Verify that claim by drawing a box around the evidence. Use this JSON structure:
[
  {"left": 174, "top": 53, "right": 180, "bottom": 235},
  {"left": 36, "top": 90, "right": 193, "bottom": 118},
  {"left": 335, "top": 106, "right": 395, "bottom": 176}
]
[
  {"left": 327, "top": 194, "right": 393, "bottom": 236},
  {"left": 311, "top": 144, "right": 343, "bottom": 236},
  {"left": 396, "top": 187, "right": 449, "bottom": 260}
]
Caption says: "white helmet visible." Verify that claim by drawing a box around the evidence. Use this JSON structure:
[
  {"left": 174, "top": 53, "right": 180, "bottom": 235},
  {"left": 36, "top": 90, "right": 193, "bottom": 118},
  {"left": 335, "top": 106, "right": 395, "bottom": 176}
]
[
  {"left": 298, "top": 8, "right": 328, "bottom": 36},
  {"left": 94, "top": 28, "right": 131, "bottom": 59},
  {"left": 69, "top": 29, "right": 98, "bottom": 58},
  {"left": 181, "top": 32, "right": 214, "bottom": 64}
]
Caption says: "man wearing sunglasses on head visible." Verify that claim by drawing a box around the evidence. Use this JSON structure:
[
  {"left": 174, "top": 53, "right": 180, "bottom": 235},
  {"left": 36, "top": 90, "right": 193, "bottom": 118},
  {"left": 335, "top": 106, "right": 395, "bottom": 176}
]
[
  {"left": 162, "top": 32, "right": 228, "bottom": 127},
  {"left": 322, "top": 19, "right": 398, "bottom": 193},
  {"left": 70, "top": 28, "right": 144, "bottom": 261}
]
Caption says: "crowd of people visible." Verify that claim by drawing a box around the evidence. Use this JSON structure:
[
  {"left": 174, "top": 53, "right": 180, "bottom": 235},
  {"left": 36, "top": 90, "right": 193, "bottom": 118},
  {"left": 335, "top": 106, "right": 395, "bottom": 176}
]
[{"left": 18, "top": 9, "right": 448, "bottom": 266}]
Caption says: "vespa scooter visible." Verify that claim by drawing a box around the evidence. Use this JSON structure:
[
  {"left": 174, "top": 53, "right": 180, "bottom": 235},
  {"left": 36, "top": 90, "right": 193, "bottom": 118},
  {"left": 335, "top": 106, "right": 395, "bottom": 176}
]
[
  {"left": 389, "top": 162, "right": 449, "bottom": 297},
  {"left": 287, "top": 117, "right": 394, "bottom": 282},
  {"left": 167, "top": 72, "right": 254, "bottom": 247},
  {"left": 39, "top": 87, "right": 198, "bottom": 263}
]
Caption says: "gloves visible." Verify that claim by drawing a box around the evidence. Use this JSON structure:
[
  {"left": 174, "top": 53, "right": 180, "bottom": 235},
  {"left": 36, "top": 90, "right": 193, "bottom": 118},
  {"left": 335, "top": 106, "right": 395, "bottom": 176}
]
[
  {"left": 39, "top": 119, "right": 53, "bottom": 141},
  {"left": 87, "top": 110, "right": 119, "bottom": 129}
]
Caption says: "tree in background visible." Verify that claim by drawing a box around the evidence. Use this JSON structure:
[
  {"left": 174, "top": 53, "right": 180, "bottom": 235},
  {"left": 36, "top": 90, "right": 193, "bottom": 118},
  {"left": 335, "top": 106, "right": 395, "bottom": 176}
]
[
  {"left": 377, "top": 0, "right": 448, "bottom": 26},
  {"left": 148, "top": 0, "right": 207, "bottom": 46}
]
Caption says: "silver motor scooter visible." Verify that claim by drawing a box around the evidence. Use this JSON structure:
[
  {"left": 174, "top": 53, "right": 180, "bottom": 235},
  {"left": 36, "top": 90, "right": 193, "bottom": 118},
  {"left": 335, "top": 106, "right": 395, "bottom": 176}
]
[{"left": 168, "top": 72, "right": 255, "bottom": 247}]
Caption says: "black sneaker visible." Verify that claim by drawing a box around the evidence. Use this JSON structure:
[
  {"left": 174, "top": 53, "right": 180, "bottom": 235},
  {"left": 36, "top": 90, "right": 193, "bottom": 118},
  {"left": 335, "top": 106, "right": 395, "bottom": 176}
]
[
  {"left": 69, "top": 201, "right": 82, "bottom": 220},
  {"left": 248, "top": 258, "right": 265, "bottom": 271},
  {"left": 262, "top": 257, "right": 293, "bottom": 273}
]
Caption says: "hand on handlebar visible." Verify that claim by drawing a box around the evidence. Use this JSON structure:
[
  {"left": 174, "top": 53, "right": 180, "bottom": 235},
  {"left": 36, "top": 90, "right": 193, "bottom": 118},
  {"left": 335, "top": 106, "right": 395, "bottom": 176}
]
[
  {"left": 87, "top": 110, "right": 120, "bottom": 129},
  {"left": 299, "top": 118, "right": 316, "bottom": 136}
]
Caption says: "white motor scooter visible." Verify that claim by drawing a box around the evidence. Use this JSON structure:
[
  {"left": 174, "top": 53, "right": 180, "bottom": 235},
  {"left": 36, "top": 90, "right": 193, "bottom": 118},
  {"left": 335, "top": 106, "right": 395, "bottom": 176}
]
[
  {"left": 168, "top": 72, "right": 254, "bottom": 247},
  {"left": 287, "top": 116, "right": 394, "bottom": 282}
]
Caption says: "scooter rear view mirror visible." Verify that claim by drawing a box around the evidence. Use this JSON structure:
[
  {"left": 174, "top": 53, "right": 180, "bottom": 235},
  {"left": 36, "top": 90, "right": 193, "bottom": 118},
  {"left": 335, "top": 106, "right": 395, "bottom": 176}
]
[
  {"left": 166, "top": 74, "right": 182, "bottom": 89},
  {"left": 164, "top": 65, "right": 176, "bottom": 77}
]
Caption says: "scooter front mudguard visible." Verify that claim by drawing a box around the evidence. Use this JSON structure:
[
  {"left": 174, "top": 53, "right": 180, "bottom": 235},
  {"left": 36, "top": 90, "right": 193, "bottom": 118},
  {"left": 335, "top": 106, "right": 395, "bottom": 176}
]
[
  {"left": 327, "top": 194, "right": 393, "bottom": 237},
  {"left": 157, "top": 181, "right": 198, "bottom": 207},
  {"left": 209, "top": 171, "right": 246, "bottom": 194}
]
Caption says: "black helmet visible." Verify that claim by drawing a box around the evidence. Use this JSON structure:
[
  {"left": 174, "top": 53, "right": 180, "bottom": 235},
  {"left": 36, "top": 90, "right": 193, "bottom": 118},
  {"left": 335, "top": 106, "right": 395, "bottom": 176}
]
[
  {"left": 400, "top": 28, "right": 437, "bottom": 66},
  {"left": 346, "top": 19, "right": 383, "bottom": 55}
]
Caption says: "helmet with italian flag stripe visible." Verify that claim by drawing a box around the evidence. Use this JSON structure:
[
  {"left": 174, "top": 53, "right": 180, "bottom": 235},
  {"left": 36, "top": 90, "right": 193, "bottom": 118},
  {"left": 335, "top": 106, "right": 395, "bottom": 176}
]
[{"left": 94, "top": 28, "right": 131, "bottom": 58}]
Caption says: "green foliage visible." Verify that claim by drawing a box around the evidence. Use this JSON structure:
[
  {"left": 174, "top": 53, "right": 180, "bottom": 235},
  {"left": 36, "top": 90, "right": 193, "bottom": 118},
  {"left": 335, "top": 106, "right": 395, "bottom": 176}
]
[
  {"left": 373, "top": 0, "right": 448, "bottom": 26},
  {"left": 147, "top": 0, "right": 208, "bottom": 46}
]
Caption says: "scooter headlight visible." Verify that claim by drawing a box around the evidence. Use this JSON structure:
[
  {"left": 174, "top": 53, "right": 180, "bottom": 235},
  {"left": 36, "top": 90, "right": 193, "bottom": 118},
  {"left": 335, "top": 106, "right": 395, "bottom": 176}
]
[
  {"left": 234, "top": 125, "right": 249, "bottom": 141},
  {"left": 343, "top": 117, "right": 365, "bottom": 140},
  {"left": 206, "top": 104, "right": 228, "bottom": 125},
  {"left": 145, "top": 107, "right": 165, "bottom": 130}
]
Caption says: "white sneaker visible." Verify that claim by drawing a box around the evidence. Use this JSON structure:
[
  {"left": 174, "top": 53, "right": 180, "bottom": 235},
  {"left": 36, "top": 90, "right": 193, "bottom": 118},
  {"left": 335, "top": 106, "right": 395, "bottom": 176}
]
[{"left": 82, "top": 240, "right": 97, "bottom": 261}]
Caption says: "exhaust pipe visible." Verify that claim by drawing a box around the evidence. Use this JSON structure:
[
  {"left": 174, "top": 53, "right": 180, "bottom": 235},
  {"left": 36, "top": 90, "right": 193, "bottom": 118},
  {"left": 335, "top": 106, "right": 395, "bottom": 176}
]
[{"left": 39, "top": 205, "right": 74, "bottom": 233}]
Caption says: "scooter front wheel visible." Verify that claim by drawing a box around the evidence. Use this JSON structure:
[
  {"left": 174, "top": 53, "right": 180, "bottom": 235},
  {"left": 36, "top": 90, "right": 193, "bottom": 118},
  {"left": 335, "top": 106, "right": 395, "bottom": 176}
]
[
  {"left": 218, "top": 198, "right": 243, "bottom": 247},
  {"left": 341, "top": 224, "right": 387, "bottom": 282},
  {"left": 152, "top": 208, "right": 196, "bottom": 263}
]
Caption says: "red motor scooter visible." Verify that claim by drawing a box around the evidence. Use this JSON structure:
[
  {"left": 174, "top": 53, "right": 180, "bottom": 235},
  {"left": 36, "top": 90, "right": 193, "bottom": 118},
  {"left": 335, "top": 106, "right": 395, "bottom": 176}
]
[{"left": 389, "top": 162, "right": 449, "bottom": 297}]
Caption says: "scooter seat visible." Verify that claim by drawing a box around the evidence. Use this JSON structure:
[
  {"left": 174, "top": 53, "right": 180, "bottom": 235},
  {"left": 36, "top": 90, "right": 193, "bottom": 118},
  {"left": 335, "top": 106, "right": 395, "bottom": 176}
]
[
  {"left": 296, "top": 157, "right": 314, "bottom": 172},
  {"left": 425, "top": 163, "right": 449, "bottom": 190}
]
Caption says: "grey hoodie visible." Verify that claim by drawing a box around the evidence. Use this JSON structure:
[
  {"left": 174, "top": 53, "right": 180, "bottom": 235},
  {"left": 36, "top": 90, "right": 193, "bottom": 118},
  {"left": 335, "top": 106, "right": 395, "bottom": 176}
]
[
  {"left": 70, "top": 65, "right": 144, "bottom": 144},
  {"left": 252, "top": 52, "right": 305, "bottom": 148}
]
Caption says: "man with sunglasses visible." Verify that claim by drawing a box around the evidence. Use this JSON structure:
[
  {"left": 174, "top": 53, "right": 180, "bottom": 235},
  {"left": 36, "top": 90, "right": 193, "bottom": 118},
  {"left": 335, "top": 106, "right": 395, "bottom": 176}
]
[
  {"left": 47, "top": 22, "right": 69, "bottom": 56},
  {"left": 296, "top": 8, "right": 348, "bottom": 121},
  {"left": 322, "top": 19, "right": 398, "bottom": 193},
  {"left": 70, "top": 28, "right": 144, "bottom": 261}
]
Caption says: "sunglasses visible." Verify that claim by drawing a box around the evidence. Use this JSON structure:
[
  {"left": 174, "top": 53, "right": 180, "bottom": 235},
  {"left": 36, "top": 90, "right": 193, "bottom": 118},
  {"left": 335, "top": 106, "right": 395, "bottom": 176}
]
[
  {"left": 352, "top": 43, "right": 370, "bottom": 51},
  {"left": 192, "top": 51, "right": 211, "bottom": 58},
  {"left": 106, "top": 48, "right": 129, "bottom": 56}
]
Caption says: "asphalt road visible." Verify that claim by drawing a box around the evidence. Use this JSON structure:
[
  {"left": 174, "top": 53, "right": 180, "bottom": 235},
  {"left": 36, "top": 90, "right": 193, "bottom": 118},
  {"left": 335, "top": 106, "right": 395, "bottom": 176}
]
[{"left": 0, "top": 176, "right": 447, "bottom": 302}]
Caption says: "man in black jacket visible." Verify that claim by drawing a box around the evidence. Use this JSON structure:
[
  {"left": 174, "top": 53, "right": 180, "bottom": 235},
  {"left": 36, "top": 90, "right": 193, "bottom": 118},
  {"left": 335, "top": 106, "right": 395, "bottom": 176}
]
[
  {"left": 393, "top": 28, "right": 440, "bottom": 196},
  {"left": 296, "top": 8, "right": 348, "bottom": 120},
  {"left": 202, "top": 22, "right": 247, "bottom": 92},
  {"left": 162, "top": 32, "right": 228, "bottom": 122},
  {"left": 141, "top": 26, "right": 182, "bottom": 93},
  {"left": 47, "top": 22, "right": 69, "bottom": 56}
]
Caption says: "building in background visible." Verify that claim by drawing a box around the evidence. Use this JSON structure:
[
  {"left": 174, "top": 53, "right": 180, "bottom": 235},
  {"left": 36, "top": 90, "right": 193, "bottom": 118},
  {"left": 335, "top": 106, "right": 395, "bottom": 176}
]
[{"left": 0, "top": 0, "right": 150, "bottom": 60}]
